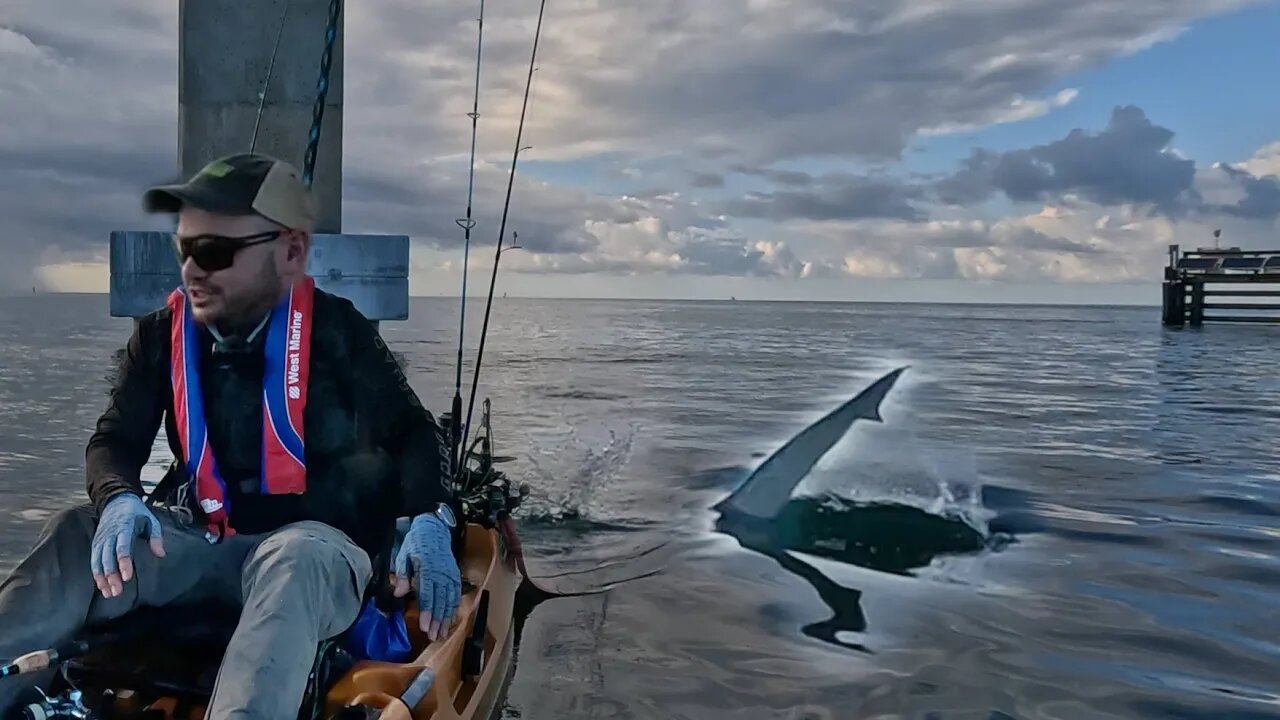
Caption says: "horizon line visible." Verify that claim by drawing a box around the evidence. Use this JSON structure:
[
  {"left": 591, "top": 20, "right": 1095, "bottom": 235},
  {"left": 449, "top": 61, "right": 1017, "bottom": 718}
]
[{"left": 11, "top": 289, "right": 1162, "bottom": 309}]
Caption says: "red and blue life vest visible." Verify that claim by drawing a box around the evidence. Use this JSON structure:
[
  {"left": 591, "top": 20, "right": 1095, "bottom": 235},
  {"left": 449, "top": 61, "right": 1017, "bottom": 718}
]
[{"left": 167, "top": 275, "right": 315, "bottom": 537}]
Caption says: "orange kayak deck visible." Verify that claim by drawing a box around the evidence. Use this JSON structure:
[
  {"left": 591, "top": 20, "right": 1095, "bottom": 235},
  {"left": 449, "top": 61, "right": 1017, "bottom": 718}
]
[{"left": 324, "top": 522, "right": 522, "bottom": 720}]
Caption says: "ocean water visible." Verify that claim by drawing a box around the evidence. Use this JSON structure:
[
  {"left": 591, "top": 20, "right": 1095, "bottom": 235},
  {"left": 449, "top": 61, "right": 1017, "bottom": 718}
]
[{"left": 1, "top": 293, "right": 1277, "bottom": 719}]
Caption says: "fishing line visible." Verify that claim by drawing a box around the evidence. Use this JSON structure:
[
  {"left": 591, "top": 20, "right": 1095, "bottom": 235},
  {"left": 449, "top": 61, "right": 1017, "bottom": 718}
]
[
  {"left": 451, "top": 0, "right": 488, "bottom": 478},
  {"left": 460, "top": 0, "right": 550, "bottom": 458},
  {"left": 251, "top": 0, "right": 294, "bottom": 153}
]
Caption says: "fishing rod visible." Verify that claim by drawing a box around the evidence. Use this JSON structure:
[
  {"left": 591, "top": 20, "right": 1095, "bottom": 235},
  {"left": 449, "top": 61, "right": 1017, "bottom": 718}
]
[
  {"left": 449, "top": 0, "right": 488, "bottom": 479},
  {"left": 250, "top": 0, "right": 293, "bottom": 153},
  {"left": 459, "top": 0, "right": 548, "bottom": 461}
]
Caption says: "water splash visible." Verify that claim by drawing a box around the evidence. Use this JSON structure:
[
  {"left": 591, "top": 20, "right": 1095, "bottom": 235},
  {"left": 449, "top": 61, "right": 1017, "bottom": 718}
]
[
  {"left": 698, "top": 393, "right": 1019, "bottom": 655},
  {"left": 522, "top": 419, "right": 639, "bottom": 526},
  {"left": 807, "top": 423, "right": 998, "bottom": 540}
]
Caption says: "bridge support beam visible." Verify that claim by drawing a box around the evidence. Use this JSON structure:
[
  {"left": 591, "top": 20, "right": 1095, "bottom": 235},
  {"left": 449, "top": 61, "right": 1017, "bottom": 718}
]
[
  {"left": 110, "top": 0, "right": 411, "bottom": 322},
  {"left": 179, "top": 0, "right": 343, "bottom": 233}
]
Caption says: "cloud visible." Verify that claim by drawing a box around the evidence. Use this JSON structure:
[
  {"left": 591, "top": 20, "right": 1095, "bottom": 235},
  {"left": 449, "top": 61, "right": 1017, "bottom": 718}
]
[
  {"left": 1233, "top": 140, "right": 1280, "bottom": 177},
  {"left": 809, "top": 205, "right": 1170, "bottom": 283},
  {"left": 934, "top": 105, "right": 1199, "bottom": 214},
  {"left": 342, "top": 159, "right": 609, "bottom": 255},
  {"left": 729, "top": 166, "right": 816, "bottom": 188},
  {"left": 803, "top": 184, "right": 1280, "bottom": 286},
  {"left": 1183, "top": 142, "right": 1280, "bottom": 222},
  {"left": 325, "top": 0, "right": 1269, "bottom": 177},
  {"left": 689, "top": 172, "right": 726, "bottom": 189},
  {"left": 1205, "top": 166, "right": 1280, "bottom": 220},
  {"left": 707, "top": 100, "right": 1280, "bottom": 273},
  {"left": 723, "top": 173, "right": 926, "bottom": 222},
  {"left": 498, "top": 197, "right": 826, "bottom": 279},
  {"left": 343, "top": 154, "right": 813, "bottom": 279},
  {"left": 0, "top": 2, "right": 177, "bottom": 292},
  {"left": 1, "top": 0, "right": 1275, "bottom": 294},
  {"left": 494, "top": 0, "right": 1263, "bottom": 165},
  {"left": 921, "top": 88, "right": 1081, "bottom": 136}
]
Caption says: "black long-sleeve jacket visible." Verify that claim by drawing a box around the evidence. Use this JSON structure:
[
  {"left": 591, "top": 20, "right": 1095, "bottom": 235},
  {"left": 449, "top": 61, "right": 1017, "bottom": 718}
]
[{"left": 85, "top": 286, "right": 452, "bottom": 557}]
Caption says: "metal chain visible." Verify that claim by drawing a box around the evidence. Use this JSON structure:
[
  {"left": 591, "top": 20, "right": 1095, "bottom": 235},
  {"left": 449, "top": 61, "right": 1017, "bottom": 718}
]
[{"left": 302, "top": 0, "right": 342, "bottom": 187}]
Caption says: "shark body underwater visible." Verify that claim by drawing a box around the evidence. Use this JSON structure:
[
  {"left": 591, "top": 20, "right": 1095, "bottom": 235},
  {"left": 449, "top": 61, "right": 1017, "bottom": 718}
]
[{"left": 709, "top": 366, "right": 1005, "bottom": 651}]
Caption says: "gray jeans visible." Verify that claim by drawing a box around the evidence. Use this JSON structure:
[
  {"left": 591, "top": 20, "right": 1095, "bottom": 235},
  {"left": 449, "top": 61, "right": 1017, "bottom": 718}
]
[{"left": 0, "top": 502, "right": 372, "bottom": 720}]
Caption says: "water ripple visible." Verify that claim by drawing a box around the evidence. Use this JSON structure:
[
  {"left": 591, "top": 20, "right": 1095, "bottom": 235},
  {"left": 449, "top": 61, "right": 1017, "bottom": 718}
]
[{"left": 3, "top": 296, "right": 1278, "bottom": 720}]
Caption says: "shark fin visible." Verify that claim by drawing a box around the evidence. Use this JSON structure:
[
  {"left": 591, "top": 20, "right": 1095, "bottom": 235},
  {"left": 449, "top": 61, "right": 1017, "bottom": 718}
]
[{"left": 714, "top": 366, "right": 907, "bottom": 520}]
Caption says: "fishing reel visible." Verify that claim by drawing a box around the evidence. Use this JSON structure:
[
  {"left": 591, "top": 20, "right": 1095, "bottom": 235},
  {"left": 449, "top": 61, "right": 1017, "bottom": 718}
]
[
  {"left": 9, "top": 687, "right": 92, "bottom": 720},
  {"left": 475, "top": 476, "right": 530, "bottom": 530},
  {"left": 441, "top": 399, "right": 530, "bottom": 529}
]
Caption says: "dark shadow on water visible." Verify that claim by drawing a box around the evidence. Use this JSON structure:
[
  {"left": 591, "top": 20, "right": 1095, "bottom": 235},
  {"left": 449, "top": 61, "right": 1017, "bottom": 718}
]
[
  {"left": 515, "top": 508, "right": 658, "bottom": 535},
  {"left": 705, "top": 467, "right": 1020, "bottom": 654},
  {"left": 759, "top": 496, "right": 993, "bottom": 575},
  {"left": 506, "top": 515, "right": 674, "bottom": 671},
  {"left": 748, "top": 531, "right": 872, "bottom": 652}
]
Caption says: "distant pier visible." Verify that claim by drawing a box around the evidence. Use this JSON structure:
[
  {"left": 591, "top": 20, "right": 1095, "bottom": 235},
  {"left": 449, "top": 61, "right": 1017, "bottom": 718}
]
[{"left": 1162, "top": 241, "right": 1280, "bottom": 327}]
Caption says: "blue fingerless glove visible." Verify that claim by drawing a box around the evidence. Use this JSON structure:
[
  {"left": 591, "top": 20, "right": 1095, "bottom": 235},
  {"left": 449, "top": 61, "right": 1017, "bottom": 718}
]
[
  {"left": 90, "top": 492, "right": 165, "bottom": 598},
  {"left": 393, "top": 514, "right": 461, "bottom": 640}
]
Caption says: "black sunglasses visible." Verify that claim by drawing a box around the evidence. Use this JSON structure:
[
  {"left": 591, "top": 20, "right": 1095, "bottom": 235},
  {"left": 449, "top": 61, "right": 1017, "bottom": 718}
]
[{"left": 173, "top": 230, "right": 283, "bottom": 272}]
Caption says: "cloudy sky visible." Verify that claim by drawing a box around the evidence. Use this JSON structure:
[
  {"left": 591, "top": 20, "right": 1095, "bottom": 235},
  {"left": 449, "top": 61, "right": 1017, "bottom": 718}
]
[{"left": 5, "top": 0, "right": 1280, "bottom": 303}]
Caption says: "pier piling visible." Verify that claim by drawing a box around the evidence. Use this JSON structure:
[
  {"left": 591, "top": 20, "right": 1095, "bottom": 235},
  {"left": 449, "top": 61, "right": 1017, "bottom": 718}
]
[{"left": 1162, "top": 242, "right": 1280, "bottom": 327}]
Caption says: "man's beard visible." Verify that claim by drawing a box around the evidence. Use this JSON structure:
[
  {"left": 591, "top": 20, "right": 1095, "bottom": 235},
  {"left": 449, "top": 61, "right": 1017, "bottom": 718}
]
[{"left": 219, "top": 263, "right": 285, "bottom": 336}]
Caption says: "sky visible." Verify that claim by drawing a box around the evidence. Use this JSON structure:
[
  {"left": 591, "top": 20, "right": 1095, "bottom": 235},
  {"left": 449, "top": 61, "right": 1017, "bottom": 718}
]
[{"left": 4, "top": 0, "right": 1280, "bottom": 304}]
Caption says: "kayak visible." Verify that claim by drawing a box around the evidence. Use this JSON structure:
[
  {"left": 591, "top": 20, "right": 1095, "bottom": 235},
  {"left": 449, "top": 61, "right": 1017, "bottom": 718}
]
[
  {"left": 8, "top": 404, "right": 532, "bottom": 720},
  {"left": 325, "top": 519, "right": 523, "bottom": 720},
  {"left": 10, "top": 521, "right": 522, "bottom": 720}
]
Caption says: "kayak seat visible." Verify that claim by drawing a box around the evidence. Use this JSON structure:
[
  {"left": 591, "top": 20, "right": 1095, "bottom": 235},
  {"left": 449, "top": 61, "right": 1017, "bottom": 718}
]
[
  {"left": 63, "top": 601, "right": 351, "bottom": 715},
  {"left": 48, "top": 513, "right": 441, "bottom": 716},
  {"left": 65, "top": 602, "right": 252, "bottom": 703}
]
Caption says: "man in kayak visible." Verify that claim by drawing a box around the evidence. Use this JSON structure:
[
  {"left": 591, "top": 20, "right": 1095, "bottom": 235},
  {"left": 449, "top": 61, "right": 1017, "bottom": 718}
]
[{"left": 0, "top": 153, "right": 461, "bottom": 719}]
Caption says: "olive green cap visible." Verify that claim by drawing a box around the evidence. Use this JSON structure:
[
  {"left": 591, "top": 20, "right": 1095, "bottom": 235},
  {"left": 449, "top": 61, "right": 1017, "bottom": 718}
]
[{"left": 143, "top": 153, "right": 316, "bottom": 230}]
